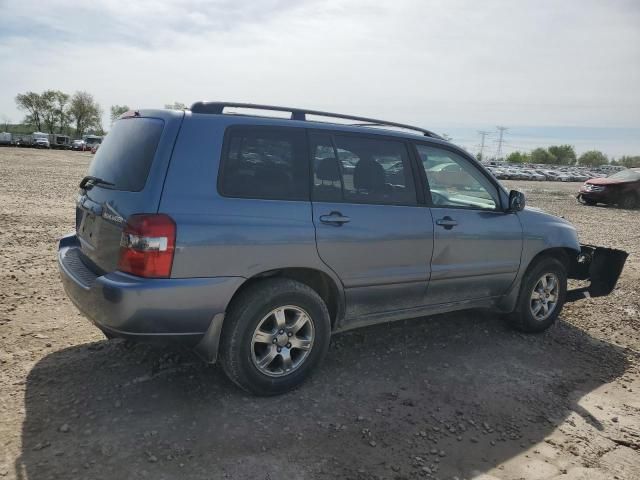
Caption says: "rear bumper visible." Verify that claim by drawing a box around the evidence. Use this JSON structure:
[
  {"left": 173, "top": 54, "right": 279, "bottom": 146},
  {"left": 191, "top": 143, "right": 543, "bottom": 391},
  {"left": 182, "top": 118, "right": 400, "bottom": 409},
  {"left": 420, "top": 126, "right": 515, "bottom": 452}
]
[
  {"left": 58, "top": 234, "right": 244, "bottom": 343},
  {"left": 567, "top": 244, "right": 628, "bottom": 302}
]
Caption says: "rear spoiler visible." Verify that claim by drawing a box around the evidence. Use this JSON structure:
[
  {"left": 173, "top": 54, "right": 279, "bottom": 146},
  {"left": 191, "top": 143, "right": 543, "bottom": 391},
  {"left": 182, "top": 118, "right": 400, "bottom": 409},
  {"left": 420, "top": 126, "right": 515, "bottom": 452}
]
[{"left": 566, "top": 245, "right": 628, "bottom": 302}]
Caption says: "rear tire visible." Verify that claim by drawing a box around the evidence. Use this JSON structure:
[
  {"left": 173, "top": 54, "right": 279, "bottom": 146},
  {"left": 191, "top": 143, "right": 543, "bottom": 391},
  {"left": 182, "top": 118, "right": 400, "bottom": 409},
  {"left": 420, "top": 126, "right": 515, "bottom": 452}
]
[
  {"left": 508, "top": 256, "right": 567, "bottom": 333},
  {"left": 220, "top": 278, "right": 331, "bottom": 396}
]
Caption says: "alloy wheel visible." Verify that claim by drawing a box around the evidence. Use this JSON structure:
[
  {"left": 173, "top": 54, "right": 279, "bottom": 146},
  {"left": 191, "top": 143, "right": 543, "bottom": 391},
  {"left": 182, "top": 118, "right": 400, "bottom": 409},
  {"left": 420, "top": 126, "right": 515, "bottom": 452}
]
[
  {"left": 530, "top": 273, "right": 560, "bottom": 322},
  {"left": 250, "top": 305, "right": 315, "bottom": 377}
]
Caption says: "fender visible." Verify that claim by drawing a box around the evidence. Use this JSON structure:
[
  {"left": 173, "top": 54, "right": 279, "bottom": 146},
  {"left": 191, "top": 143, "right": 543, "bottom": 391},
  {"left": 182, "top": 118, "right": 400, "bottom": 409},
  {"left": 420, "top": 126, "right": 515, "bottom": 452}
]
[{"left": 497, "top": 208, "right": 581, "bottom": 312}]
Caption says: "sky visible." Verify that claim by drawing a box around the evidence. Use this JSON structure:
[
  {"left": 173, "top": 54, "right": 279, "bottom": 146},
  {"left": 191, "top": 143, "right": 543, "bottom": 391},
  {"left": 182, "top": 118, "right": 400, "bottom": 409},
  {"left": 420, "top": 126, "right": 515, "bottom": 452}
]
[{"left": 1, "top": 0, "right": 639, "bottom": 157}]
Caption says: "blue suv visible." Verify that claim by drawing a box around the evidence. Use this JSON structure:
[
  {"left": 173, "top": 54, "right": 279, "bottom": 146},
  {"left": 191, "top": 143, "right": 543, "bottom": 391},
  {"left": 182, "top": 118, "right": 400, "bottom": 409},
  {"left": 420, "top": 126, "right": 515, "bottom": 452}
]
[{"left": 58, "top": 102, "right": 627, "bottom": 395}]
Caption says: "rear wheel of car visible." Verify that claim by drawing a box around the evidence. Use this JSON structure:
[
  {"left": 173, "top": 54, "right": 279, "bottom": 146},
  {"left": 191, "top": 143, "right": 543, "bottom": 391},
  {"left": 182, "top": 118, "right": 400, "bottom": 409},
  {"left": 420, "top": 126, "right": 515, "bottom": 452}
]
[
  {"left": 508, "top": 256, "right": 567, "bottom": 333},
  {"left": 219, "top": 278, "right": 331, "bottom": 396}
]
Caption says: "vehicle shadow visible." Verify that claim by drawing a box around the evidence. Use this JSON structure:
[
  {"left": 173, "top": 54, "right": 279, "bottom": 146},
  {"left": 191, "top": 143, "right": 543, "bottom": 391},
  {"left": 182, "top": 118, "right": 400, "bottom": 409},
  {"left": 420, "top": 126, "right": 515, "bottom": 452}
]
[{"left": 16, "top": 311, "right": 628, "bottom": 480}]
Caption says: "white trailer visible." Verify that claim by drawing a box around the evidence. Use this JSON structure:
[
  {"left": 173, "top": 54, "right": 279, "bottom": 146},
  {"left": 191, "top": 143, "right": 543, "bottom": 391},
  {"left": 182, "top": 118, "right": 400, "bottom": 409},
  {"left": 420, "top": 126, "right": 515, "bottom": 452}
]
[
  {"left": 49, "top": 134, "right": 71, "bottom": 149},
  {"left": 0, "top": 132, "right": 12, "bottom": 145}
]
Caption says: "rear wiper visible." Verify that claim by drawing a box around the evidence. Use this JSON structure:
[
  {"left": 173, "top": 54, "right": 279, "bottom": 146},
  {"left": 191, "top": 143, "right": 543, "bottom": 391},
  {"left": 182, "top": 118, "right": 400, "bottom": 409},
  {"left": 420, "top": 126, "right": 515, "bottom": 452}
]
[{"left": 79, "top": 176, "right": 115, "bottom": 191}]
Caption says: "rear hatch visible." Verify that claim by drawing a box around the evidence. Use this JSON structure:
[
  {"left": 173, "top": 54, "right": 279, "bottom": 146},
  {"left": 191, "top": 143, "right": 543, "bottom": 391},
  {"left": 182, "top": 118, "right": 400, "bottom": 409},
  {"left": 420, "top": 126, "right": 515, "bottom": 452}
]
[{"left": 76, "top": 110, "right": 184, "bottom": 274}]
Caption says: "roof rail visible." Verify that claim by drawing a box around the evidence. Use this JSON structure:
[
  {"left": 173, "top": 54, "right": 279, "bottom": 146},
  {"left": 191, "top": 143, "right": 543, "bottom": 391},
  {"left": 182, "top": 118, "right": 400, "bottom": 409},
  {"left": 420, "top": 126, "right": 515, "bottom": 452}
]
[{"left": 190, "top": 101, "right": 443, "bottom": 139}]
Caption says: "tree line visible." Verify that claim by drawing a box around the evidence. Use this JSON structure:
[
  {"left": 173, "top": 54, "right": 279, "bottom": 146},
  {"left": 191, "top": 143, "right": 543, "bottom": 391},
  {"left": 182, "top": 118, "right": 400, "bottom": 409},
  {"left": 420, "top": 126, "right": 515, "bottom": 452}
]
[
  {"left": 15, "top": 90, "right": 103, "bottom": 137},
  {"left": 501, "top": 144, "right": 640, "bottom": 168},
  {"left": 13, "top": 90, "right": 188, "bottom": 138},
  {"left": 14, "top": 96, "right": 638, "bottom": 168}
]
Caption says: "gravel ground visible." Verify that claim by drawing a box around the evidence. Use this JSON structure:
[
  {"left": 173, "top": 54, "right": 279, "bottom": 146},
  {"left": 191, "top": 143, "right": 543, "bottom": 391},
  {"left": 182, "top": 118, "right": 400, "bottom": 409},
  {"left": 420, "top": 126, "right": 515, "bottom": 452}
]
[{"left": 0, "top": 148, "right": 638, "bottom": 480}]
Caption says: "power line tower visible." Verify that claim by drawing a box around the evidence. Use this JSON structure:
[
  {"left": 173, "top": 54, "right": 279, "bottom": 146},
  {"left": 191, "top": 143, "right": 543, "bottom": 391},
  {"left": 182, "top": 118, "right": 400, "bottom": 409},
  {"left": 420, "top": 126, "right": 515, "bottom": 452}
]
[
  {"left": 494, "top": 126, "right": 508, "bottom": 159},
  {"left": 477, "top": 130, "right": 490, "bottom": 160}
]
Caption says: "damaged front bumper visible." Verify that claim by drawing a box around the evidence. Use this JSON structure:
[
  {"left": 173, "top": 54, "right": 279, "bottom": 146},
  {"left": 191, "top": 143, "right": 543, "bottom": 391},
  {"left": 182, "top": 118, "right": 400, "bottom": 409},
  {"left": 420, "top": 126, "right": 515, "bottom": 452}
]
[{"left": 567, "top": 245, "right": 628, "bottom": 302}]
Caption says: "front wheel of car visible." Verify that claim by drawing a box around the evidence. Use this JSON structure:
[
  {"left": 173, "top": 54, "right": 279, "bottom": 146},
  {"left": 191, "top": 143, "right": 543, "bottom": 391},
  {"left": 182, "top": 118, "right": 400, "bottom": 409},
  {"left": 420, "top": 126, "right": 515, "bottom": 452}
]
[
  {"left": 219, "top": 278, "right": 331, "bottom": 395},
  {"left": 508, "top": 256, "right": 567, "bottom": 333},
  {"left": 579, "top": 195, "right": 596, "bottom": 206},
  {"left": 619, "top": 194, "right": 639, "bottom": 210}
]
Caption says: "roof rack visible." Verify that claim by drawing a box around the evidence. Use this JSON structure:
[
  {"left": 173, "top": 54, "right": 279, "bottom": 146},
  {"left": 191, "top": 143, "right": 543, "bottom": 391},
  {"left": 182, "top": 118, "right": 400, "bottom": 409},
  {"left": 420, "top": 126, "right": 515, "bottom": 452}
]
[{"left": 190, "top": 101, "right": 443, "bottom": 139}]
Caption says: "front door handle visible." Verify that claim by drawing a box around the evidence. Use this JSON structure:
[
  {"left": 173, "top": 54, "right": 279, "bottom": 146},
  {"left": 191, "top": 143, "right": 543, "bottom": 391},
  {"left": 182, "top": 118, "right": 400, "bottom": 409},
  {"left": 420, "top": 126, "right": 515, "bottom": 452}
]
[
  {"left": 436, "top": 216, "right": 457, "bottom": 229},
  {"left": 320, "top": 211, "right": 351, "bottom": 225}
]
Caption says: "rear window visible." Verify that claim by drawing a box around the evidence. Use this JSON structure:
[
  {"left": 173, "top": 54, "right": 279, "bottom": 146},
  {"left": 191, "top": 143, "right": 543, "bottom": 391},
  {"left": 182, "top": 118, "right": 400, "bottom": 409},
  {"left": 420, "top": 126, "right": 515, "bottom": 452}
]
[
  {"left": 218, "top": 126, "right": 309, "bottom": 200},
  {"left": 87, "top": 118, "right": 164, "bottom": 191},
  {"left": 609, "top": 169, "right": 640, "bottom": 181}
]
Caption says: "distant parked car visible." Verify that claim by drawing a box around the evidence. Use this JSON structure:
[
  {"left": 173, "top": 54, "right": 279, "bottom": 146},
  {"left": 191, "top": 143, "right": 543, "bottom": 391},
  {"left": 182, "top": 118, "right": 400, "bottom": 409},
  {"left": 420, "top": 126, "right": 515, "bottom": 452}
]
[
  {"left": 523, "top": 170, "right": 545, "bottom": 181},
  {"left": 572, "top": 173, "right": 590, "bottom": 182},
  {"left": 509, "top": 170, "right": 529, "bottom": 180},
  {"left": 71, "top": 140, "right": 87, "bottom": 151},
  {"left": 83, "top": 135, "right": 102, "bottom": 151},
  {"left": 492, "top": 169, "right": 510, "bottom": 180},
  {"left": 538, "top": 170, "right": 559, "bottom": 181},
  {"left": 33, "top": 137, "right": 50, "bottom": 149},
  {"left": 578, "top": 168, "right": 640, "bottom": 209}
]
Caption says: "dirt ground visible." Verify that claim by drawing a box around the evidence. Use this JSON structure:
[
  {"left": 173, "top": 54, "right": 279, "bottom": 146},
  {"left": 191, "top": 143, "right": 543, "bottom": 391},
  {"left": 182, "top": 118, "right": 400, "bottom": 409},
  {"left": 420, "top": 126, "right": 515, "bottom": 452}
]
[{"left": 0, "top": 148, "right": 639, "bottom": 480}]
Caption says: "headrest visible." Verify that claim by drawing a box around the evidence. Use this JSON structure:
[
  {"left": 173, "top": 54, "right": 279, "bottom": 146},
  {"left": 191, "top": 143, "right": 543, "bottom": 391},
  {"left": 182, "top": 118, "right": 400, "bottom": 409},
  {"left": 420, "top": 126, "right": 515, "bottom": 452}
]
[
  {"left": 316, "top": 157, "right": 341, "bottom": 181},
  {"left": 354, "top": 158, "right": 385, "bottom": 192}
]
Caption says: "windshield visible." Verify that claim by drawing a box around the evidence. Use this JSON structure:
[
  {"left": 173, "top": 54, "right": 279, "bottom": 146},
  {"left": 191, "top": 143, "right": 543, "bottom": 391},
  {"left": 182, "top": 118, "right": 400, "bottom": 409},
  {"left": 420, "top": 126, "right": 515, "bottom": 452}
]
[
  {"left": 608, "top": 169, "right": 640, "bottom": 181},
  {"left": 87, "top": 117, "right": 164, "bottom": 191}
]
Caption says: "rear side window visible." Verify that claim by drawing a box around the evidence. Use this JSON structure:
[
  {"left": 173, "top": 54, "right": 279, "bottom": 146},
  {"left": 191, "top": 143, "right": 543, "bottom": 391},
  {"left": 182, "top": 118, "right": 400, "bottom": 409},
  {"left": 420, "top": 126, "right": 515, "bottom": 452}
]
[
  {"left": 88, "top": 118, "right": 164, "bottom": 192},
  {"left": 311, "top": 133, "right": 417, "bottom": 205},
  {"left": 219, "top": 126, "right": 308, "bottom": 200}
]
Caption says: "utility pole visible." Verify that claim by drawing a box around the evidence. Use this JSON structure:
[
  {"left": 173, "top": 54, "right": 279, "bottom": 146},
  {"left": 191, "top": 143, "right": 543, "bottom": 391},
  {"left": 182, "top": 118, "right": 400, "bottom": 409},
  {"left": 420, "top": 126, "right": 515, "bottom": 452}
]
[
  {"left": 477, "top": 130, "right": 490, "bottom": 161},
  {"left": 495, "top": 126, "right": 508, "bottom": 160}
]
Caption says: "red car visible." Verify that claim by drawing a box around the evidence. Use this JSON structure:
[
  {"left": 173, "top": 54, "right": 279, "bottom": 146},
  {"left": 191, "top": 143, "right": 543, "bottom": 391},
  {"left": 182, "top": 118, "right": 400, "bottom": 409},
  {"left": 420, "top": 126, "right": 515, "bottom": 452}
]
[{"left": 578, "top": 168, "right": 640, "bottom": 209}]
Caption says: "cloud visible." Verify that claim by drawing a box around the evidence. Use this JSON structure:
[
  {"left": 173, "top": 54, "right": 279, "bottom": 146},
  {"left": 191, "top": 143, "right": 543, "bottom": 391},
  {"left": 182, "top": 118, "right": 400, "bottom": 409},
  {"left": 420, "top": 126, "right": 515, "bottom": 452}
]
[
  {"left": 1, "top": 0, "right": 639, "bottom": 155},
  {"left": 0, "top": 0, "right": 322, "bottom": 48}
]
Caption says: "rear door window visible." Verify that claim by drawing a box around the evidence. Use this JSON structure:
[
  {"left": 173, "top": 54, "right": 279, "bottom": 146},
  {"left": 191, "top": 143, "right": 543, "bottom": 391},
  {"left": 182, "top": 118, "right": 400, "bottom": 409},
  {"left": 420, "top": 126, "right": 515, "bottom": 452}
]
[
  {"left": 87, "top": 118, "right": 164, "bottom": 192},
  {"left": 311, "top": 133, "right": 417, "bottom": 205},
  {"left": 218, "top": 126, "right": 309, "bottom": 200}
]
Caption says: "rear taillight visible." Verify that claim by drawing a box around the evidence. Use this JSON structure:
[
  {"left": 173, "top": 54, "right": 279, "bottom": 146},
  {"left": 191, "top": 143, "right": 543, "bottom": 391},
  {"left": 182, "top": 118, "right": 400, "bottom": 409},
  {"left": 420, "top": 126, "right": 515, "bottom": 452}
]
[{"left": 118, "top": 214, "right": 176, "bottom": 278}]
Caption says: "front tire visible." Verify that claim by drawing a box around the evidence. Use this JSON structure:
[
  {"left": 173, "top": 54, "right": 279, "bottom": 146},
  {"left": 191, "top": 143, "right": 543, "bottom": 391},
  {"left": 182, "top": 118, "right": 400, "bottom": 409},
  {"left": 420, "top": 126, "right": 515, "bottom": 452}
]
[
  {"left": 508, "top": 256, "right": 567, "bottom": 333},
  {"left": 220, "top": 278, "right": 331, "bottom": 395},
  {"left": 619, "top": 194, "right": 639, "bottom": 210}
]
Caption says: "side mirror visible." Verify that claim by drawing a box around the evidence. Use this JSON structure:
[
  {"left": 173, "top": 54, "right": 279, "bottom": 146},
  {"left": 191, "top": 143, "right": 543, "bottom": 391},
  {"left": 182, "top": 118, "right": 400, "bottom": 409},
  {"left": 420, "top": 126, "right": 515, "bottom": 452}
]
[{"left": 508, "top": 190, "right": 526, "bottom": 212}]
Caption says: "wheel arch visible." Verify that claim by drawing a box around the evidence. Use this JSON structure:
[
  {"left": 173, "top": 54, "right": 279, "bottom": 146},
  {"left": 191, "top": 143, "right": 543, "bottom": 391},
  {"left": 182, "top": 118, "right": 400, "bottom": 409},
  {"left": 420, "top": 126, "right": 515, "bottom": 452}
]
[
  {"left": 231, "top": 267, "right": 345, "bottom": 329},
  {"left": 194, "top": 267, "right": 345, "bottom": 364},
  {"left": 496, "top": 246, "right": 579, "bottom": 313},
  {"left": 525, "top": 247, "right": 576, "bottom": 273}
]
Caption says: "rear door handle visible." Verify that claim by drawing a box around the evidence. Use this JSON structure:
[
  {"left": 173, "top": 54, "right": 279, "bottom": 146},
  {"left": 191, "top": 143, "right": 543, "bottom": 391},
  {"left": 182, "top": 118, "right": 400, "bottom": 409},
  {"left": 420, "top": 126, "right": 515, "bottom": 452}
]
[
  {"left": 436, "top": 216, "right": 457, "bottom": 229},
  {"left": 320, "top": 211, "right": 351, "bottom": 225}
]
